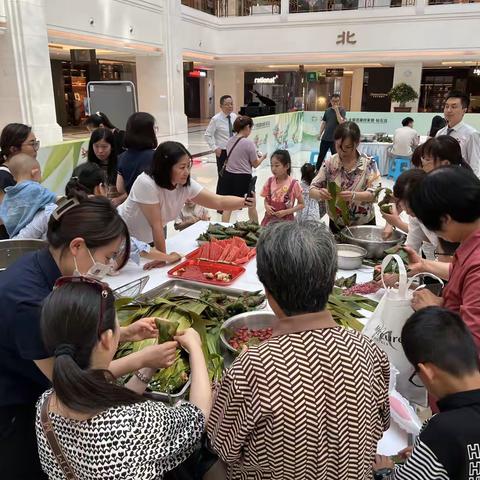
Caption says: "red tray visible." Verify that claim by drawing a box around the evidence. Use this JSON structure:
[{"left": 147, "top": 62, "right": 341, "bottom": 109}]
[{"left": 167, "top": 259, "right": 245, "bottom": 286}]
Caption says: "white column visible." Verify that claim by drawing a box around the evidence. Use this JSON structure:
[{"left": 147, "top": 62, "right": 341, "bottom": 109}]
[
  {"left": 350, "top": 68, "right": 364, "bottom": 112},
  {"left": 136, "top": 0, "right": 187, "bottom": 138},
  {"left": 0, "top": 0, "right": 62, "bottom": 145},
  {"left": 214, "top": 65, "right": 245, "bottom": 114},
  {"left": 392, "top": 62, "right": 423, "bottom": 113},
  {"left": 280, "top": 0, "right": 289, "bottom": 18}
]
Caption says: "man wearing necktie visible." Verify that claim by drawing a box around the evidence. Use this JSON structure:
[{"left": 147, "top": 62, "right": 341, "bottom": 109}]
[
  {"left": 205, "top": 95, "right": 238, "bottom": 193},
  {"left": 436, "top": 91, "right": 480, "bottom": 176}
]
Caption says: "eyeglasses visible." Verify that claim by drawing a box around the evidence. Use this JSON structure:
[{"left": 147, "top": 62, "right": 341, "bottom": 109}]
[
  {"left": 23, "top": 140, "right": 40, "bottom": 150},
  {"left": 54, "top": 276, "right": 111, "bottom": 338},
  {"left": 408, "top": 368, "right": 424, "bottom": 388}
]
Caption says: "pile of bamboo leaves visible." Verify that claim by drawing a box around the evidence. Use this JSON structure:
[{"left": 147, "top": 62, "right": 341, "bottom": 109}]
[
  {"left": 115, "top": 290, "right": 265, "bottom": 395},
  {"left": 197, "top": 221, "right": 262, "bottom": 247},
  {"left": 328, "top": 287, "right": 378, "bottom": 331}
]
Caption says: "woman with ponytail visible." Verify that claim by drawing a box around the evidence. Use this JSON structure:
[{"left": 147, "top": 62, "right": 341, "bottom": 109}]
[
  {"left": 35, "top": 279, "right": 210, "bottom": 479},
  {"left": 0, "top": 195, "right": 180, "bottom": 478}
]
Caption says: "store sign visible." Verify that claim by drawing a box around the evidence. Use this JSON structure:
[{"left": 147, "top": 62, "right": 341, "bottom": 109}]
[
  {"left": 326, "top": 68, "right": 344, "bottom": 78},
  {"left": 306, "top": 72, "right": 318, "bottom": 82},
  {"left": 336, "top": 31, "right": 356, "bottom": 46},
  {"left": 188, "top": 70, "right": 207, "bottom": 78},
  {"left": 254, "top": 75, "right": 279, "bottom": 84}
]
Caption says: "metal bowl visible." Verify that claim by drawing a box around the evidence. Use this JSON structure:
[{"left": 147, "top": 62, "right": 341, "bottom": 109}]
[
  {"left": 340, "top": 226, "right": 405, "bottom": 259},
  {"left": 220, "top": 311, "right": 276, "bottom": 358},
  {"left": 0, "top": 239, "right": 47, "bottom": 271},
  {"left": 337, "top": 244, "right": 367, "bottom": 270}
]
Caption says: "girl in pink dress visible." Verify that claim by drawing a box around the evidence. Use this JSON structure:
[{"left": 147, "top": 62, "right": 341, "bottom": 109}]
[{"left": 261, "top": 150, "right": 304, "bottom": 226}]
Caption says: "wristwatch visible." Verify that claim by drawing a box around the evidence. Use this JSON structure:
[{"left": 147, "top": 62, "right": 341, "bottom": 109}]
[
  {"left": 374, "top": 468, "right": 393, "bottom": 480},
  {"left": 135, "top": 370, "right": 152, "bottom": 384}
]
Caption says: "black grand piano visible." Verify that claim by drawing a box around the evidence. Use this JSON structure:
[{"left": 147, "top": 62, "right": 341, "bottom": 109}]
[{"left": 240, "top": 90, "right": 276, "bottom": 117}]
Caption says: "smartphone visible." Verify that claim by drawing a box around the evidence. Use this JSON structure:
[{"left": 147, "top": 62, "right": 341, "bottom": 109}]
[{"left": 246, "top": 176, "right": 257, "bottom": 198}]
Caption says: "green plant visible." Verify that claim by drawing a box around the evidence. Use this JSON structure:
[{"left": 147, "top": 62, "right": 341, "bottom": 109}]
[{"left": 388, "top": 83, "right": 419, "bottom": 107}]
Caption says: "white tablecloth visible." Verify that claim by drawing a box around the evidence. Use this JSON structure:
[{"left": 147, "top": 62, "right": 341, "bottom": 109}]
[
  {"left": 358, "top": 142, "right": 392, "bottom": 176},
  {"left": 107, "top": 221, "right": 408, "bottom": 455}
]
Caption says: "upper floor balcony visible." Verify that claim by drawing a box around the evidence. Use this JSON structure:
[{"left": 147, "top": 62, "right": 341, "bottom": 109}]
[{"left": 181, "top": 0, "right": 478, "bottom": 15}]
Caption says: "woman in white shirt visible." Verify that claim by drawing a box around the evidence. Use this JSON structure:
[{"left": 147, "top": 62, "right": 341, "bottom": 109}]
[{"left": 119, "top": 141, "right": 253, "bottom": 254}]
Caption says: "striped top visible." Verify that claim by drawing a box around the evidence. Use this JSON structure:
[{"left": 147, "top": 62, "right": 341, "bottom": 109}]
[
  {"left": 207, "top": 326, "right": 390, "bottom": 480},
  {"left": 388, "top": 438, "right": 449, "bottom": 480}
]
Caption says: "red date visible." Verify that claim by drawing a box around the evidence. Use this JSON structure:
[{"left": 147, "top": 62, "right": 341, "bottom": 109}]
[{"left": 228, "top": 326, "right": 273, "bottom": 350}]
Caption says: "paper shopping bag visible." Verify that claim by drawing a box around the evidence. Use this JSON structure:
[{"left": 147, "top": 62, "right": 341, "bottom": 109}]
[{"left": 362, "top": 254, "right": 426, "bottom": 405}]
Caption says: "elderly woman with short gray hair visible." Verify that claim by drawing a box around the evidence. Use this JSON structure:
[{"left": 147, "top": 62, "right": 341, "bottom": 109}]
[{"left": 207, "top": 221, "right": 390, "bottom": 480}]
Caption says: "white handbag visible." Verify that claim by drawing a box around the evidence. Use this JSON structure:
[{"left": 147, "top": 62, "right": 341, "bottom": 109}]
[{"left": 362, "top": 254, "right": 443, "bottom": 405}]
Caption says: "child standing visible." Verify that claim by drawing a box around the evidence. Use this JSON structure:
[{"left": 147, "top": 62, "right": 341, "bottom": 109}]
[
  {"left": 296, "top": 163, "right": 322, "bottom": 222},
  {"left": 260, "top": 150, "right": 303, "bottom": 226}
]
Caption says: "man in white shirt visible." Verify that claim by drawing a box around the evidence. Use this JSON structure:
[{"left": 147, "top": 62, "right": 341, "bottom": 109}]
[
  {"left": 205, "top": 95, "right": 238, "bottom": 191},
  {"left": 391, "top": 117, "right": 419, "bottom": 158},
  {"left": 436, "top": 91, "right": 480, "bottom": 176}
]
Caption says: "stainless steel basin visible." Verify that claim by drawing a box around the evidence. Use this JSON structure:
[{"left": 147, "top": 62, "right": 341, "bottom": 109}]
[
  {"left": 0, "top": 239, "right": 47, "bottom": 271},
  {"left": 340, "top": 225, "right": 405, "bottom": 259}
]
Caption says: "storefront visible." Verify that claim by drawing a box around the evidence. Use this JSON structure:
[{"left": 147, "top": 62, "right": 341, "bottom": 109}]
[
  {"left": 243, "top": 69, "right": 352, "bottom": 115},
  {"left": 50, "top": 47, "right": 137, "bottom": 128},
  {"left": 304, "top": 69, "right": 353, "bottom": 112},
  {"left": 419, "top": 67, "right": 480, "bottom": 113},
  {"left": 243, "top": 71, "right": 301, "bottom": 115}
]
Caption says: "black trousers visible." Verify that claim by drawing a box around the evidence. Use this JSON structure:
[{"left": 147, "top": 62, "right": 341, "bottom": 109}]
[
  {"left": 316, "top": 140, "right": 336, "bottom": 170},
  {"left": 215, "top": 149, "right": 227, "bottom": 194},
  {"left": 0, "top": 403, "right": 47, "bottom": 479}
]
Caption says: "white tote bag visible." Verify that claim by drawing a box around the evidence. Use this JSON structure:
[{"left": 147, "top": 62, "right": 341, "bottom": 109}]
[{"left": 362, "top": 254, "right": 443, "bottom": 405}]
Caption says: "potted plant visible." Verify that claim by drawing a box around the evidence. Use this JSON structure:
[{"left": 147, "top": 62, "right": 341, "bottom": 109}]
[{"left": 388, "top": 83, "right": 419, "bottom": 112}]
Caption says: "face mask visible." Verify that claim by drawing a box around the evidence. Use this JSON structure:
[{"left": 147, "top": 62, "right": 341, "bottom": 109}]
[{"left": 73, "top": 248, "right": 113, "bottom": 281}]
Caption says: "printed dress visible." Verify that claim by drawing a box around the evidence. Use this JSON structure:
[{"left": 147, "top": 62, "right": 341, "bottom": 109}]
[
  {"left": 35, "top": 390, "right": 205, "bottom": 479},
  {"left": 311, "top": 153, "right": 380, "bottom": 227},
  {"left": 207, "top": 326, "right": 390, "bottom": 480},
  {"left": 260, "top": 176, "right": 303, "bottom": 226}
]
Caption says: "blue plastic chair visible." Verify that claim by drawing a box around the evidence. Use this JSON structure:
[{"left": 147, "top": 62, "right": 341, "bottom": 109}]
[
  {"left": 387, "top": 157, "right": 410, "bottom": 181},
  {"left": 371, "top": 155, "right": 380, "bottom": 170},
  {"left": 309, "top": 151, "right": 319, "bottom": 166}
]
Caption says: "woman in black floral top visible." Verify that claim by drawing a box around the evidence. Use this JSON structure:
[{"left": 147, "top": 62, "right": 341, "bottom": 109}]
[
  {"left": 310, "top": 122, "right": 380, "bottom": 233},
  {"left": 35, "top": 278, "right": 211, "bottom": 480}
]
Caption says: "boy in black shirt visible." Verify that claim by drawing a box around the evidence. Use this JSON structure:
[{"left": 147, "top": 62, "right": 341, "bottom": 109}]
[{"left": 374, "top": 307, "right": 480, "bottom": 480}]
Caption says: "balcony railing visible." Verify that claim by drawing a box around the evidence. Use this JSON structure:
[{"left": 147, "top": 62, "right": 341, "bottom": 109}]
[
  {"left": 428, "top": 0, "right": 479, "bottom": 3},
  {"left": 289, "top": 0, "right": 415, "bottom": 11},
  {"left": 181, "top": 0, "right": 281, "bottom": 16},
  {"left": 182, "top": 0, "right": 478, "bottom": 16}
]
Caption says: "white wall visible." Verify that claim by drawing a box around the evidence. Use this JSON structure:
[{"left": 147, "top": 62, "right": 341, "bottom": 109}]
[
  {"left": 214, "top": 65, "right": 244, "bottom": 112},
  {"left": 181, "top": 4, "right": 480, "bottom": 62},
  {"left": 45, "top": 0, "right": 166, "bottom": 48}
]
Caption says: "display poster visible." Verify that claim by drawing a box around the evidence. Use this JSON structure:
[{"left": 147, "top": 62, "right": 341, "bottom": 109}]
[{"left": 37, "top": 111, "right": 480, "bottom": 195}]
